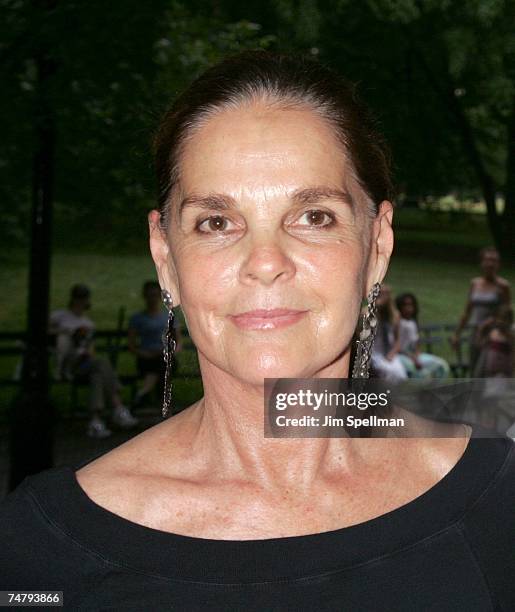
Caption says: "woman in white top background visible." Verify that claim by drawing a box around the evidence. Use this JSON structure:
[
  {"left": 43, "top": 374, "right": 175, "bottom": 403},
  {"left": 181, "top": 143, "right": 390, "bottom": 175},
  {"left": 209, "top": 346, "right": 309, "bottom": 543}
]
[
  {"left": 451, "top": 246, "right": 511, "bottom": 374},
  {"left": 395, "top": 292, "right": 450, "bottom": 379}
]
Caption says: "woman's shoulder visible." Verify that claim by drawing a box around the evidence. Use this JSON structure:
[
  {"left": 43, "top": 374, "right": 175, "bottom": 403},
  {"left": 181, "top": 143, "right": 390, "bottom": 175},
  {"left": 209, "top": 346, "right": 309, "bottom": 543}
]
[
  {"left": 0, "top": 427, "right": 186, "bottom": 588},
  {"left": 494, "top": 275, "right": 510, "bottom": 286},
  {"left": 72, "top": 410, "right": 203, "bottom": 523},
  {"left": 0, "top": 414, "right": 187, "bottom": 520},
  {"left": 455, "top": 433, "right": 515, "bottom": 592},
  {"left": 0, "top": 466, "right": 80, "bottom": 533},
  {"left": 456, "top": 430, "right": 515, "bottom": 519},
  {"left": 496, "top": 276, "right": 511, "bottom": 293},
  {"left": 0, "top": 466, "right": 92, "bottom": 589}
]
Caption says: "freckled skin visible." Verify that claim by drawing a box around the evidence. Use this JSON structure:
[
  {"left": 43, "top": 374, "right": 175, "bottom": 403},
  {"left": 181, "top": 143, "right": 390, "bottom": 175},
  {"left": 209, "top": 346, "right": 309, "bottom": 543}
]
[{"left": 152, "top": 102, "right": 393, "bottom": 387}]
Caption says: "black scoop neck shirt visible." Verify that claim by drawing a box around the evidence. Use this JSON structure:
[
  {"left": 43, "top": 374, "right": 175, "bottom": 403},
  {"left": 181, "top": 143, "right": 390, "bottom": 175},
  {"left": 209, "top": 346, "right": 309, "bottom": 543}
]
[{"left": 1, "top": 427, "right": 515, "bottom": 611}]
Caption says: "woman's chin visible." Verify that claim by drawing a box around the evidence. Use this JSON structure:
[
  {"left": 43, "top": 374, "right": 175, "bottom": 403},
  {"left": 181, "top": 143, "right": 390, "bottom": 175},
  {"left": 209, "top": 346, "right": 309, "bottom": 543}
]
[
  {"left": 199, "top": 342, "right": 347, "bottom": 384},
  {"left": 230, "top": 357, "right": 315, "bottom": 385}
]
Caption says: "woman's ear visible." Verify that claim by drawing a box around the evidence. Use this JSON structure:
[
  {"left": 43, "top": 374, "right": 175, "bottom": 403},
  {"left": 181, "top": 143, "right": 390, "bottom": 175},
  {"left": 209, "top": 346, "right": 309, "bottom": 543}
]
[
  {"left": 148, "top": 209, "right": 181, "bottom": 307},
  {"left": 365, "top": 200, "right": 394, "bottom": 294}
]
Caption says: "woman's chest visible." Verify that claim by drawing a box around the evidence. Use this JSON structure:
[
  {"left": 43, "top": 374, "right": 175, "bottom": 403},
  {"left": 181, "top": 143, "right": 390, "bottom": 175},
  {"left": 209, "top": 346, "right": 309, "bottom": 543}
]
[{"left": 104, "top": 471, "right": 435, "bottom": 540}]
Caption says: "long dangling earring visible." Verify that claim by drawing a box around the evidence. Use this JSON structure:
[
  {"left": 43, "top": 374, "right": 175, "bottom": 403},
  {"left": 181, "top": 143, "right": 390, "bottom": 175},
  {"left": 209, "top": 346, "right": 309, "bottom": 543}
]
[
  {"left": 161, "top": 289, "right": 176, "bottom": 418},
  {"left": 351, "top": 282, "right": 381, "bottom": 379}
]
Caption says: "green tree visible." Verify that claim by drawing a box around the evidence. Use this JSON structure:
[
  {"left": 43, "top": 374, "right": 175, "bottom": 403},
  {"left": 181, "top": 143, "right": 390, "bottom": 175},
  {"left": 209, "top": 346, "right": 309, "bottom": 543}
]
[
  {"left": 270, "top": 0, "right": 515, "bottom": 259},
  {"left": 2, "top": 0, "right": 513, "bottom": 260},
  {"left": 374, "top": 0, "right": 514, "bottom": 260},
  {"left": 0, "top": 0, "right": 178, "bottom": 250},
  {"left": 0, "top": 0, "right": 277, "bottom": 250}
]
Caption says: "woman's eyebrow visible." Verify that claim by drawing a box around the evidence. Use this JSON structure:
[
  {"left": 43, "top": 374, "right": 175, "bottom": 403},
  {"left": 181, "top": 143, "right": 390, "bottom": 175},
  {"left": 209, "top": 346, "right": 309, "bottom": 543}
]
[
  {"left": 291, "top": 187, "right": 355, "bottom": 212},
  {"left": 179, "top": 193, "right": 235, "bottom": 217},
  {"left": 178, "top": 186, "right": 355, "bottom": 218}
]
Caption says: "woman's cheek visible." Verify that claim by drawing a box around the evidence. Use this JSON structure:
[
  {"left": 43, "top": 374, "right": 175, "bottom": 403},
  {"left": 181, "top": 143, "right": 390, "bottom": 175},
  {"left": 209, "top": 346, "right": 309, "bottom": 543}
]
[{"left": 177, "top": 264, "right": 230, "bottom": 338}]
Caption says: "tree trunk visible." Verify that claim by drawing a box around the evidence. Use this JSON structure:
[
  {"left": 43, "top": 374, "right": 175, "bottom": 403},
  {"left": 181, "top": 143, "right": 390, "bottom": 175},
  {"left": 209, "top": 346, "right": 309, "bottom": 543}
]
[
  {"left": 9, "top": 1, "right": 57, "bottom": 491},
  {"left": 411, "top": 40, "right": 512, "bottom": 261},
  {"left": 499, "top": 109, "right": 515, "bottom": 264}
]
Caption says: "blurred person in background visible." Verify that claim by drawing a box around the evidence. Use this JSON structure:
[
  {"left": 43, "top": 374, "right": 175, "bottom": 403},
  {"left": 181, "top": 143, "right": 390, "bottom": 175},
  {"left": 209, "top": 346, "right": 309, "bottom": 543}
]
[
  {"left": 473, "top": 304, "right": 515, "bottom": 427},
  {"left": 49, "top": 284, "right": 139, "bottom": 438},
  {"left": 395, "top": 292, "right": 450, "bottom": 379},
  {"left": 451, "top": 246, "right": 511, "bottom": 375},
  {"left": 128, "top": 280, "right": 183, "bottom": 411},
  {"left": 370, "top": 284, "right": 408, "bottom": 382},
  {"left": 473, "top": 304, "right": 514, "bottom": 379}
]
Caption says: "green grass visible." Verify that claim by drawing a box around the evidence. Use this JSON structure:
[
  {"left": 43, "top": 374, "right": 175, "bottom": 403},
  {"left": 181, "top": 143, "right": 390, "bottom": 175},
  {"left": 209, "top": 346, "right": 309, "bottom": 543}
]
[
  {"left": 0, "top": 251, "right": 159, "bottom": 331},
  {"left": 391, "top": 207, "right": 495, "bottom": 254}
]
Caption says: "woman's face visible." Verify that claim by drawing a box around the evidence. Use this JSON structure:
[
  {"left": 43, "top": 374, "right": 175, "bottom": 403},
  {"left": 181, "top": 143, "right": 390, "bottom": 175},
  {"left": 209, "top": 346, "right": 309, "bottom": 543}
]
[
  {"left": 150, "top": 102, "right": 393, "bottom": 384},
  {"left": 480, "top": 251, "right": 500, "bottom": 276}
]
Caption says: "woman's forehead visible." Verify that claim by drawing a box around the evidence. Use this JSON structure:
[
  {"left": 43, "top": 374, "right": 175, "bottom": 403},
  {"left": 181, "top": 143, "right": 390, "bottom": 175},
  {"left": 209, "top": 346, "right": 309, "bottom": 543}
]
[{"left": 178, "top": 104, "right": 354, "bottom": 198}]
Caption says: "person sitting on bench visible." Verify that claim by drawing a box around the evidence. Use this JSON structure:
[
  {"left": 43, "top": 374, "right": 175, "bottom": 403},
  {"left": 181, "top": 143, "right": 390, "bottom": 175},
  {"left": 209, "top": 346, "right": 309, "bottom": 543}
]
[{"left": 49, "top": 284, "right": 139, "bottom": 438}]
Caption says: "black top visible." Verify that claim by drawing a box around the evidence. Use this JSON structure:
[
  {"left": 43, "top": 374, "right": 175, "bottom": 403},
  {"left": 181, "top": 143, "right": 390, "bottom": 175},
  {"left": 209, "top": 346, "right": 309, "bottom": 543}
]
[{"left": 1, "top": 430, "right": 515, "bottom": 611}]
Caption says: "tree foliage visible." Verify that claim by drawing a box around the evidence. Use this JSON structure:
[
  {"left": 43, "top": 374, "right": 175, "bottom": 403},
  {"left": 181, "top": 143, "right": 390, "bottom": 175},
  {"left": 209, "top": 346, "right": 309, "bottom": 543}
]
[{"left": 1, "top": 0, "right": 513, "bottom": 258}]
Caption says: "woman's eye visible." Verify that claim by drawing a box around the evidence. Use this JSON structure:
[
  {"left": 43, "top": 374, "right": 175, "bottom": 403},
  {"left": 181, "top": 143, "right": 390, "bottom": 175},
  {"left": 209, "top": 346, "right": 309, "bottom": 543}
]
[
  {"left": 195, "top": 215, "right": 236, "bottom": 233},
  {"left": 296, "top": 209, "right": 335, "bottom": 228},
  {"left": 194, "top": 209, "right": 335, "bottom": 234}
]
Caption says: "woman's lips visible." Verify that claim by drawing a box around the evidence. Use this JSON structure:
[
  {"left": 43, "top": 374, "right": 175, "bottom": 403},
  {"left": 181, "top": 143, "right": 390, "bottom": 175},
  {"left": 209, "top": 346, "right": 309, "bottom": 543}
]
[{"left": 228, "top": 309, "right": 308, "bottom": 330}]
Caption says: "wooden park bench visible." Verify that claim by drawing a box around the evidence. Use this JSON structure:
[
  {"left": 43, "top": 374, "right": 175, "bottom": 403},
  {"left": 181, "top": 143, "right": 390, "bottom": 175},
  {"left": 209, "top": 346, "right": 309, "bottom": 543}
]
[
  {"left": 0, "top": 307, "right": 197, "bottom": 418},
  {"left": 0, "top": 331, "right": 135, "bottom": 417},
  {"left": 417, "top": 323, "right": 474, "bottom": 377}
]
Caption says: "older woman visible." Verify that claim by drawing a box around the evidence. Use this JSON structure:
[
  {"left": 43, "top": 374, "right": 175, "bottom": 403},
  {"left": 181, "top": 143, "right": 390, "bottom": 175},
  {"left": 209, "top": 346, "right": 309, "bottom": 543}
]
[{"left": 1, "top": 51, "right": 514, "bottom": 611}]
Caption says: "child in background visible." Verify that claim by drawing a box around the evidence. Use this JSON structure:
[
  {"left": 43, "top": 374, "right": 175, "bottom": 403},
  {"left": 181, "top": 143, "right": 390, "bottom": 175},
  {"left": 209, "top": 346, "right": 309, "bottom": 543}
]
[
  {"left": 395, "top": 292, "right": 450, "bottom": 379},
  {"left": 473, "top": 304, "right": 514, "bottom": 378},
  {"left": 472, "top": 304, "right": 514, "bottom": 428}
]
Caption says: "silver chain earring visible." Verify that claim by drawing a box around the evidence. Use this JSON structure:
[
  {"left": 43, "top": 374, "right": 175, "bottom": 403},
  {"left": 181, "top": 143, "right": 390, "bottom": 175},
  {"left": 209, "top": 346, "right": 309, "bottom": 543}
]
[
  {"left": 161, "top": 289, "right": 176, "bottom": 418},
  {"left": 351, "top": 282, "right": 381, "bottom": 379}
]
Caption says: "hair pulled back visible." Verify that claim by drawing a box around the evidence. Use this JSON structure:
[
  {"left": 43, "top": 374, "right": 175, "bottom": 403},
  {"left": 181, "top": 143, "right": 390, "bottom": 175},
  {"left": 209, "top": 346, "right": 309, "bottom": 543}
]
[{"left": 153, "top": 49, "right": 394, "bottom": 230}]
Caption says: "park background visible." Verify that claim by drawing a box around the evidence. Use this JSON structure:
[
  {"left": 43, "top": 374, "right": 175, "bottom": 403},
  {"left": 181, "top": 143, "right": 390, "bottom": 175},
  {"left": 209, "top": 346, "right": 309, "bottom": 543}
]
[{"left": 0, "top": 0, "right": 514, "bottom": 491}]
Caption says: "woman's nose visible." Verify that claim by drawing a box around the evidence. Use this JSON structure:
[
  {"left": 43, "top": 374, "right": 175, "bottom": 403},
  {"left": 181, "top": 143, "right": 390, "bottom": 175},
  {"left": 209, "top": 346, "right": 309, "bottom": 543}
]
[{"left": 239, "top": 239, "right": 296, "bottom": 286}]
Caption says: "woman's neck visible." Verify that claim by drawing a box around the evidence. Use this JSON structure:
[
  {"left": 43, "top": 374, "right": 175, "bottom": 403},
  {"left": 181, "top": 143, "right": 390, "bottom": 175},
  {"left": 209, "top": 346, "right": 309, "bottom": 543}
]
[
  {"left": 172, "top": 350, "right": 387, "bottom": 494},
  {"left": 481, "top": 273, "right": 497, "bottom": 284}
]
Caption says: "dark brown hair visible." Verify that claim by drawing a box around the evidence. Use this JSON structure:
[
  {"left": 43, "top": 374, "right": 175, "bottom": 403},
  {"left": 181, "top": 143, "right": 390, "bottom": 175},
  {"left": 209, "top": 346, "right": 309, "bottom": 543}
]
[
  {"left": 153, "top": 49, "right": 394, "bottom": 230},
  {"left": 395, "top": 291, "right": 420, "bottom": 323}
]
